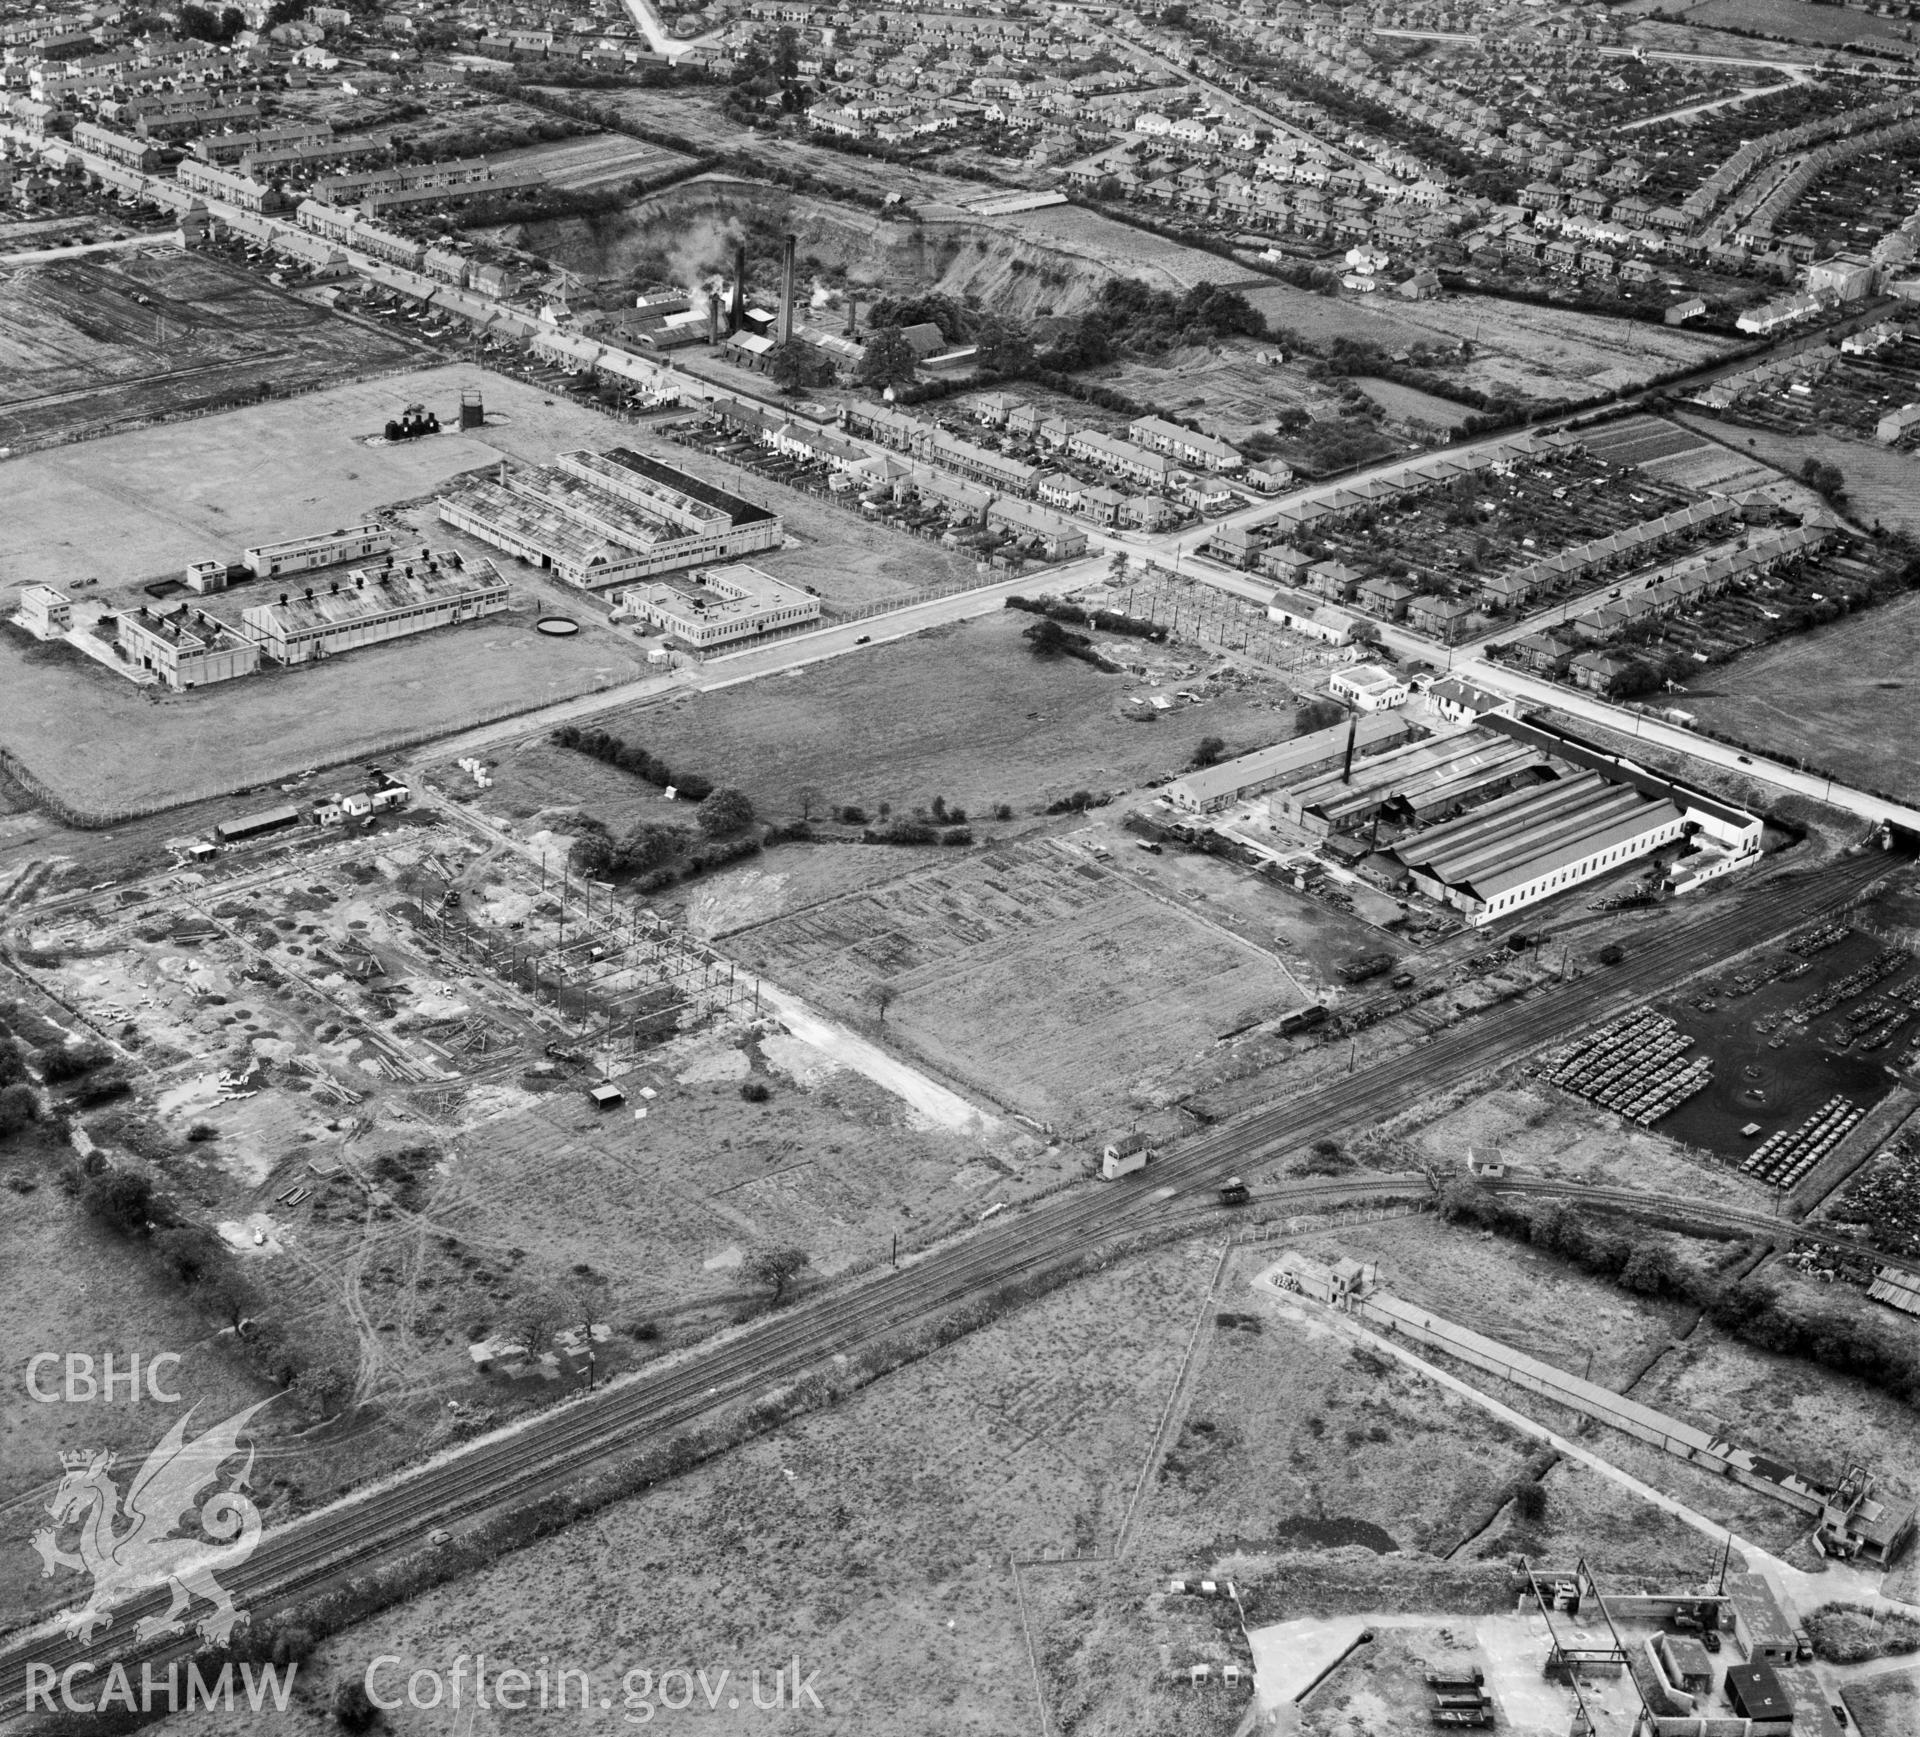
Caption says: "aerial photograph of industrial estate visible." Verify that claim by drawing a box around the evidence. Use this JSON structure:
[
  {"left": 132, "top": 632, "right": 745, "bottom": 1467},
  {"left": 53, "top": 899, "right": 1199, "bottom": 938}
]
[{"left": 9, "top": 0, "right": 1920, "bottom": 1728}]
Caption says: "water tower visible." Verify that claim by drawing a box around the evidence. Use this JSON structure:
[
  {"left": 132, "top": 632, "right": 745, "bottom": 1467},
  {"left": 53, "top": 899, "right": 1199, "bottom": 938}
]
[{"left": 459, "top": 387, "right": 484, "bottom": 431}]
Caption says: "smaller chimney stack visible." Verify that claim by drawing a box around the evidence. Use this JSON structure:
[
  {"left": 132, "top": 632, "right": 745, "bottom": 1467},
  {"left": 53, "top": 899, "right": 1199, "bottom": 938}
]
[
  {"left": 728, "top": 242, "right": 746, "bottom": 333},
  {"left": 845, "top": 293, "right": 858, "bottom": 338},
  {"left": 779, "top": 232, "right": 796, "bottom": 346}
]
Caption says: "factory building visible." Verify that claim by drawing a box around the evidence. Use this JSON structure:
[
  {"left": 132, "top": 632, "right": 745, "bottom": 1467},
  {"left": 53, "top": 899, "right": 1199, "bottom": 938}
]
[
  {"left": 1275, "top": 732, "right": 1553, "bottom": 836},
  {"left": 18, "top": 585, "right": 72, "bottom": 641},
  {"left": 239, "top": 553, "right": 508, "bottom": 664},
  {"left": 117, "top": 603, "right": 262, "bottom": 690},
  {"left": 439, "top": 449, "right": 782, "bottom": 590},
  {"left": 1381, "top": 772, "right": 1689, "bottom": 923},
  {"left": 618, "top": 563, "right": 820, "bottom": 649},
  {"left": 243, "top": 524, "right": 393, "bottom": 579},
  {"left": 1165, "top": 713, "right": 1415, "bottom": 813}
]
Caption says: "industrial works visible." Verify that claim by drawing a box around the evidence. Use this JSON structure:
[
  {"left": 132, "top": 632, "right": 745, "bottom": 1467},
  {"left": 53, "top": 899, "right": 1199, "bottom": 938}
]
[{"left": 6, "top": 0, "right": 1920, "bottom": 1732}]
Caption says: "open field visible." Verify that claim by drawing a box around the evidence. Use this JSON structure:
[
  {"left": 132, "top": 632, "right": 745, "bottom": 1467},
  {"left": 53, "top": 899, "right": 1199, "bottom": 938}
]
[
  {"left": 1679, "top": 591, "right": 1920, "bottom": 803},
  {"left": 1243, "top": 285, "right": 1736, "bottom": 404},
  {"left": 1842, "top": 1669, "right": 1920, "bottom": 1737},
  {"left": 1279, "top": 1218, "right": 1841, "bottom": 1561},
  {"left": 0, "top": 603, "right": 639, "bottom": 816},
  {"left": 487, "top": 130, "right": 702, "bottom": 190},
  {"left": 1140, "top": 1248, "right": 1544, "bottom": 1563},
  {"left": 733, "top": 838, "right": 1309, "bottom": 1126},
  {"left": 0, "top": 246, "right": 422, "bottom": 451},
  {"left": 1353, "top": 375, "right": 1479, "bottom": 429},
  {"left": 0, "top": 1128, "right": 278, "bottom": 1621},
  {"left": 0, "top": 363, "right": 636, "bottom": 598},
  {"left": 1675, "top": 0, "right": 1920, "bottom": 48},
  {"left": 992, "top": 204, "right": 1270, "bottom": 295},
  {"left": 451, "top": 609, "right": 1304, "bottom": 826},
  {"left": 1676, "top": 411, "right": 1920, "bottom": 536},
  {"left": 1632, "top": 1321, "right": 1920, "bottom": 1529},
  {"left": 168, "top": 1224, "right": 1731, "bottom": 1737},
  {"left": 174, "top": 1240, "right": 1228, "bottom": 1737}
]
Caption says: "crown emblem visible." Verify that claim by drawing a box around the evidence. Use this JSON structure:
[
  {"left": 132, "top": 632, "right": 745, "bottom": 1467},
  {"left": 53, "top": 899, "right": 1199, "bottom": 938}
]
[{"left": 59, "top": 1449, "right": 106, "bottom": 1471}]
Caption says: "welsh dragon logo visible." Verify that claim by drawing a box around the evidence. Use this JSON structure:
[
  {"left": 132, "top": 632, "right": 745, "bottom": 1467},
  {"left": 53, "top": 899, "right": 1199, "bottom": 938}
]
[{"left": 31, "top": 1400, "right": 271, "bottom": 1647}]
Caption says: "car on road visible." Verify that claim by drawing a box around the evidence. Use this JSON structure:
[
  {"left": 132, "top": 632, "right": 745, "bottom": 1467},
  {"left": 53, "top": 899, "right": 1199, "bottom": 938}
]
[
  {"left": 1737, "top": 755, "right": 1752, "bottom": 764},
  {"left": 854, "top": 634, "right": 870, "bottom": 644}
]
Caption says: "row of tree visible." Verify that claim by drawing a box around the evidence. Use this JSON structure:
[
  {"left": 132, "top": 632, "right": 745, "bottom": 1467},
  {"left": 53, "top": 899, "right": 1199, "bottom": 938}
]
[
  {"left": 1439, "top": 1180, "right": 1920, "bottom": 1406},
  {"left": 552, "top": 723, "right": 717, "bottom": 802}
]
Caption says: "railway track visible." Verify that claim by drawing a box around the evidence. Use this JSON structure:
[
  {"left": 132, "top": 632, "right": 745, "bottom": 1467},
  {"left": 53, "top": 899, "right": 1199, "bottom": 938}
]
[{"left": 0, "top": 848, "right": 1895, "bottom": 1718}]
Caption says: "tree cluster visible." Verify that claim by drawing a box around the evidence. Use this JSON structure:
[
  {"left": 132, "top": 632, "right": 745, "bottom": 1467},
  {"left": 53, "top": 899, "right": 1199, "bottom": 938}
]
[
  {"left": 1005, "top": 594, "right": 1168, "bottom": 644},
  {"left": 1020, "top": 615, "right": 1122, "bottom": 672},
  {"left": 568, "top": 789, "right": 759, "bottom": 888},
  {"left": 1042, "top": 277, "right": 1266, "bottom": 369}
]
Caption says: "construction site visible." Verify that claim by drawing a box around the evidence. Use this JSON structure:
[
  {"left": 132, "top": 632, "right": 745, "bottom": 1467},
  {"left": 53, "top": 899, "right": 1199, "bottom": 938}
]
[{"left": 0, "top": 796, "right": 1064, "bottom": 1483}]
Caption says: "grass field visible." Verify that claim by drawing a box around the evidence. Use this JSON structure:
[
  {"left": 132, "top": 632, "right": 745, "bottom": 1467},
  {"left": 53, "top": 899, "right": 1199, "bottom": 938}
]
[
  {"left": 1675, "top": 412, "right": 1920, "bottom": 536},
  {"left": 733, "top": 839, "right": 1308, "bottom": 1126},
  {"left": 1242, "top": 285, "right": 1734, "bottom": 404},
  {"left": 1676, "top": 0, "right": 1920, "bottom": 47},
  {"left": 456, "top": 609, "right": 1302, "bottom": 827},
  {"left": 0, "top": 601, "right": 640, "bottom": 815},
  {"left": 0, "top": 247, "right": 421, "bottom": 451},
  {"left": 1680, "top": 591, "right": 1920, "bottom": 801},
  {"left": 177, "top": 1242, "right": 1226, "bottom": 1737},
  {"left": 487, "top": 130, "right": 702, "bottom": 191},
  {"left": 0, "top": 1129, "right": 278, "bottom": 1622}
]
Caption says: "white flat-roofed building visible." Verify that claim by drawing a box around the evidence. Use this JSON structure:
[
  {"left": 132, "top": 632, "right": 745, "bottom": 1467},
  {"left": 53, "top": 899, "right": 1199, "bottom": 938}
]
[
  {"left": 243, "top": 523, "right": 392, "bottom": 579},
  {"left": 621, "top": 563, "right": 820, "bottom": 649},
  {"left": 19, "top": 585, "right": 72, "bottom": 641},
  {"left": 240, "top": 553, "right": 508, "bottom": 664},
  {"left": 1328, "top": 662, "right": 1409, "bottom": 712},
  {"left": 118, "top": 602, "right": 261, "bottom": 689}
]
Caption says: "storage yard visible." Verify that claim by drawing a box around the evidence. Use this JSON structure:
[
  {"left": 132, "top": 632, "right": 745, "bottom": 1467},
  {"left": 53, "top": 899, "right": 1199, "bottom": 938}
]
[{"left": 1530, "top": 923, "right": 1917, "bottom": 1162}]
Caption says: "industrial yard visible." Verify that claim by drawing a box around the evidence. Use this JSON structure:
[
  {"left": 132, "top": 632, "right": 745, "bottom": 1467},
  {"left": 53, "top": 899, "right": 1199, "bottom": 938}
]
[{"left": 0, "top": 244, "right": 422, "bottom": 450}]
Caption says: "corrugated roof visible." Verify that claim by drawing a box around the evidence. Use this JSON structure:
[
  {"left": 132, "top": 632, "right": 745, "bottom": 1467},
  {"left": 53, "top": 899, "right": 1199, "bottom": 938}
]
[{"left": 1168, "top": 713, "right": 1411, "bottom": 805}]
